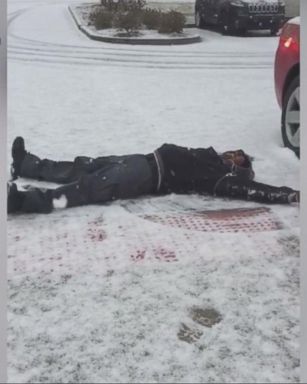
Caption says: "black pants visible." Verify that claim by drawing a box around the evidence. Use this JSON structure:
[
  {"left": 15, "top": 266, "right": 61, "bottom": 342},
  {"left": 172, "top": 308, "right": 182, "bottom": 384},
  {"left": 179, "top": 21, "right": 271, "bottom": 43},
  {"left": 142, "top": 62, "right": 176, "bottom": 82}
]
[
  {"left": 18, "top": 153, "right": 155, "bottom": 213},
  {"left": 20, "top": 153, "right": 136, "bottom": 184}
]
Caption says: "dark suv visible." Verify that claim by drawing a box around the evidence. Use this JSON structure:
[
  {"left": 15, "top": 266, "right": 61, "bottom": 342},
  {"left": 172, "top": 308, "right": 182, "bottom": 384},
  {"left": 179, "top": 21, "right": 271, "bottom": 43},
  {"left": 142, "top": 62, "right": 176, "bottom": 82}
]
[{"left": 195, "top": 0, "right": 285, "bottom": 35}]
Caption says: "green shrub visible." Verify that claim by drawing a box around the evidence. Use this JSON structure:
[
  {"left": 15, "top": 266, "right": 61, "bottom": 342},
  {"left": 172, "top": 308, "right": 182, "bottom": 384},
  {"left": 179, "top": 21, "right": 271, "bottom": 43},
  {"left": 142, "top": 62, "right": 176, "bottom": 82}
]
[
  {"left": 113, "top": 10, "right": 142, "bottom": 34},
  {"left": 158, "top": 10, "right": 186, "bottom": 34},
  {"left": 142, "top": 8, "right": 161, "bottom": 30},
  {"left": 89, "top": 9, "right": 113, "bottom": 29}
]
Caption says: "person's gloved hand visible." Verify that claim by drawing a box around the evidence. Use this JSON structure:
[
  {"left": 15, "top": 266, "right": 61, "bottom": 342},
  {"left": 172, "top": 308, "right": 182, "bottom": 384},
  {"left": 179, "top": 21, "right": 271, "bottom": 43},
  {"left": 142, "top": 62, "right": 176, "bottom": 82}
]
[{"left": 288, "top": 191, "right": 300, "bottom": 204}]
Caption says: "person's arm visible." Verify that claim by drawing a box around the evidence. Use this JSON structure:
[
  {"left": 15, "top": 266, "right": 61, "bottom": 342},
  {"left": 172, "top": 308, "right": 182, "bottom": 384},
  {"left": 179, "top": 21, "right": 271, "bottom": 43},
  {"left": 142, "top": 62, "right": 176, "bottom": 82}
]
[{"left": 213, "top": 175, "right": 299, "bottom": 204}]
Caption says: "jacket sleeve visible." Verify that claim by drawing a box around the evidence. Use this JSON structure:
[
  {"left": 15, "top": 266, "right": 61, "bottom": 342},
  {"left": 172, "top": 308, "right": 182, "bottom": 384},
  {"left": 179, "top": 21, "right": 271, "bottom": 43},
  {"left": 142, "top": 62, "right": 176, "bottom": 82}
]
[{"left": 213, "top": 175, "right": 299, "bottom": 204}]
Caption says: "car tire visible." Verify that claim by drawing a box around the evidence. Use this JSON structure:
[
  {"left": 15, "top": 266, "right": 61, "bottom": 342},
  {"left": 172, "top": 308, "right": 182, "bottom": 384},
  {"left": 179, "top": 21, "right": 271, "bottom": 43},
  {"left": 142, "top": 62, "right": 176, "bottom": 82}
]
[
  {"left": 270, "top": 27, "right": 279, "bottom": 36},
  {"left": 238, "top": 28, "right": 247, "bottom": 36},
  {"left": 281, "top": 75, "right": 300, "bottom": 157},
  {"left": 219, "top": 11, "right": 234, "bottom": 35},
  {"left": 195, "top": 8, "right": 204, "bottom": 28}
]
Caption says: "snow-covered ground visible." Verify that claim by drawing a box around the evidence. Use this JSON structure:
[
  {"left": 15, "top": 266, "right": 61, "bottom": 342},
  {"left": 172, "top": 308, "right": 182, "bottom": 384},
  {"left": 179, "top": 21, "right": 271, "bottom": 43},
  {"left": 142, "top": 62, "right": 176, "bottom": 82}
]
[{"left": 7, "top": 0, "right": 300, "bottom": 383}]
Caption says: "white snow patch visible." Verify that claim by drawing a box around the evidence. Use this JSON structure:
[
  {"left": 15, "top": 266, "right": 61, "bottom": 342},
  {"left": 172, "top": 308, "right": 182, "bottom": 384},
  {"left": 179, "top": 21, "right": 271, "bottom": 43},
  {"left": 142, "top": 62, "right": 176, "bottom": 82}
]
[{"left": 52, "top": 195, "right": 68, "bottom": 209}]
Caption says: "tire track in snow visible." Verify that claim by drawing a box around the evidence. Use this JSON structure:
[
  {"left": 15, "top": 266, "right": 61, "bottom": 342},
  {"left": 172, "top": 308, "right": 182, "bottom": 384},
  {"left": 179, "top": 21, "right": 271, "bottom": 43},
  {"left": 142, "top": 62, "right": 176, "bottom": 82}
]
[
  {"left": 8, "top": 45, "right": 273, "bottom": 70},
  {"left": 8, "top": 55, "right": 270, "bottom": 70},
  {"left": 9, "top": 43, "right": 274, "bottom": 58},
  {"left": 8, "top": 49, "right": 271, "bottom": 69}
]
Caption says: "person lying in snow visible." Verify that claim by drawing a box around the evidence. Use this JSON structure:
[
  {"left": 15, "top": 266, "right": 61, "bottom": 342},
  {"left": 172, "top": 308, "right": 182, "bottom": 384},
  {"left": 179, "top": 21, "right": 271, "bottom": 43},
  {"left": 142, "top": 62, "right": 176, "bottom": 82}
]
[{"left": 7, "top": 136, "right": 299, "bottom": 214}]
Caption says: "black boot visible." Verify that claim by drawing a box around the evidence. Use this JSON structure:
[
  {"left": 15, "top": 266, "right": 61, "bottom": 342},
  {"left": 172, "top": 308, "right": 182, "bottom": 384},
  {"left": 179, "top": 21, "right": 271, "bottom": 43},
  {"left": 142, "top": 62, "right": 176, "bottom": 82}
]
[
  {"left": 11, "top": 136, "right": 27, "bottom": 180},
  {"left": 7, "top": 183, "right": 53, "bottom": 214},
  {"left": 7, "top": 183, "right": 24, "bottom": 213},
  {"left": 21, "top": 188, "right": 53, "bottom": 213}
]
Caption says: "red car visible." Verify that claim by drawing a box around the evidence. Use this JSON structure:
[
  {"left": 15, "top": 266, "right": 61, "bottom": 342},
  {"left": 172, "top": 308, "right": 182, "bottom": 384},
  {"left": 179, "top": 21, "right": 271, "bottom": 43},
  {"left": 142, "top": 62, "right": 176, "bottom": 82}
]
[{"left": 274, "top": 17, "right": 300, "bottom": 156}]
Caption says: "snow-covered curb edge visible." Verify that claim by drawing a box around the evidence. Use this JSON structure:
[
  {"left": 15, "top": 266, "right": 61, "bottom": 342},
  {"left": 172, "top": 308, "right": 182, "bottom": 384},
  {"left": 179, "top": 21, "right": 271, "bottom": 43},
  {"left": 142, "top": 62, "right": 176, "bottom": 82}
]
[{"left": 68, "top": 5, "right": 201, "bottom": 45}]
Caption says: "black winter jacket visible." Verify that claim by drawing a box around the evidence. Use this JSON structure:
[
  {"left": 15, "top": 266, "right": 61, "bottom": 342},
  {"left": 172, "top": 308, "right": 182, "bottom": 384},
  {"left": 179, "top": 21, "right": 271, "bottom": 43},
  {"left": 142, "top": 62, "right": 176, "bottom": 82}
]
[
  {"left": 152, "top": 143, "right": 297, "bottom": 205},
  {"left": 154, "top": 143, "right": 229, "bottom": 194}
]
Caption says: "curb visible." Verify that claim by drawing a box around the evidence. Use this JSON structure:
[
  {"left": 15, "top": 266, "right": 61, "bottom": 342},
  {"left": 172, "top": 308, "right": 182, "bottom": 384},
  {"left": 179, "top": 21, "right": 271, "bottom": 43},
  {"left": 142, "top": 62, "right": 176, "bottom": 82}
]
[{"left": 68, "top": 5, "right": 200, "bottom": 45}]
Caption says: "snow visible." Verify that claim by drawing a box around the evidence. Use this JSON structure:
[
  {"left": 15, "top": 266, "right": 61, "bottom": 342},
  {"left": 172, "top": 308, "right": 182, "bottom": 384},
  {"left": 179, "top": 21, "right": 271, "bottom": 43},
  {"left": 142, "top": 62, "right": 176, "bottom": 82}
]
[
  {"left": 52, "top": 195, "right": 68, "bottom": 209},
  {"left": 86, "top": 27, "right": 198, "bottom": 39},
  {"left": 7, "top": 0, "right": 299, "bottom": 383}
]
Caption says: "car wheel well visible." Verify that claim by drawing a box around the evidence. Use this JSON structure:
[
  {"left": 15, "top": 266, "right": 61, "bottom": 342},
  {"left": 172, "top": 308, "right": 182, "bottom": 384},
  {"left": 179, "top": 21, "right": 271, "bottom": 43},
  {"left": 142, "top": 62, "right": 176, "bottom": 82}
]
[
  {"left": 219, "top": 8, "right": 228, "bottom": 20},
  {"left": 282, "top": 64, "right": 300, "bottom": 105}
]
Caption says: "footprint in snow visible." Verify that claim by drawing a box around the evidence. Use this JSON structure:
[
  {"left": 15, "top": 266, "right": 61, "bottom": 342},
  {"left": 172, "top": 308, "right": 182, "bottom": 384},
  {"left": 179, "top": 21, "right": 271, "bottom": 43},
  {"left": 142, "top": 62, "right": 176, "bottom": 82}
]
[
  {"left": 190, "top": 307, "right": 222, "bottom": 328},
  {"left": 177, "top": 323, "right": 203, "bottom": 344}
]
